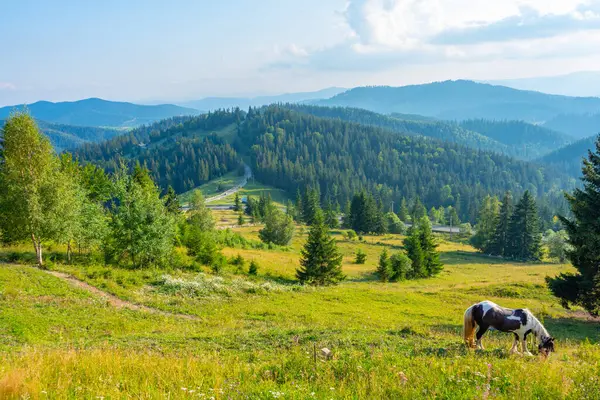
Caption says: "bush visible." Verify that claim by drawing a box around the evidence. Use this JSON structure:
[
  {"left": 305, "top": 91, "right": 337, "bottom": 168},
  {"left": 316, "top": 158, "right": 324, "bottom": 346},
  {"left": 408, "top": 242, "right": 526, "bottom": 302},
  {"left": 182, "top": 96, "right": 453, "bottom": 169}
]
[
  {"left": 345, "top": 230, "right": 357, "bottom": 241},
  {"left": 248, "top": 260, "right": 259, "bottom": 276},
  {"left": 390, "top": 253, "right": 412, "bottom": 281},
  {"left": 355, "top": 249, "right": 367, "bottom": 264}
]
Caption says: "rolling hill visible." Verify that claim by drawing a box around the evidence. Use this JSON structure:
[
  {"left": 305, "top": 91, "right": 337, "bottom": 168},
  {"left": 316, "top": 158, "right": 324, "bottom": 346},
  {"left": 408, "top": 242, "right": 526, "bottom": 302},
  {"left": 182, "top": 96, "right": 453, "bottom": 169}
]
[
  {"left": 317, "top": 80, "right": 600, "bottom": 123},
  {"left": 77, "top": 105, "right": 574, "bottom": 223},
  {"left": 542, "top": 113, "right": 600, "bottom": 139},
  {"left": 1, "top": 118, "right": 124, "bottom": 152},
  {"left": 0, "top": 98, "right": 199, "bottom": 128},
  {"left": 180, "top": 87, "right": 346, "bottom": 112},
  {"left": 539, "top": 135, "right": 599, "bottom": 177},
  {"left": 459, "top": 119, "right": 572, "bottom": 159},
  {"left": 284, "top": 104, "right": 571, "bottom": 160}
]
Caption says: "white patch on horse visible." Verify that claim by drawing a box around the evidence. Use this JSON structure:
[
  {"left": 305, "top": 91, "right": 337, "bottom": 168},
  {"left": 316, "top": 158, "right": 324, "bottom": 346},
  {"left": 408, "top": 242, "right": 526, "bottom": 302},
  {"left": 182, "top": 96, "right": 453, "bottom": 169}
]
[
  {"left": 506, "top": 316, "right": 521, "bottom": 321},
  {"left": 479, "top": 300, "right": 498, "bottom": 317}
]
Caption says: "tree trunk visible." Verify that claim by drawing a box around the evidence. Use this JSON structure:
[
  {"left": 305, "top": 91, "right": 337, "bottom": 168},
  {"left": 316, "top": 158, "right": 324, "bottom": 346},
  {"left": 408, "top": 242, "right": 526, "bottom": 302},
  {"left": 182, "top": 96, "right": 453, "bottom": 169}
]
[
  {"left": 31, "top": 233, "right": 43, "bottom": 267},
  {"left": 67, "top": 240, "right": 72, "bottom": 264}
]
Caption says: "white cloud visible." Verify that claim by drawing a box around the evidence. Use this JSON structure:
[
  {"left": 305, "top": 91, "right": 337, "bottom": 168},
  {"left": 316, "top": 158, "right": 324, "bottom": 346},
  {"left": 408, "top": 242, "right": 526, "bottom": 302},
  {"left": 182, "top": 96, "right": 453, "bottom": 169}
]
[
  {"left": 0, "top": 82, "right": 16, "bottom": 91},
  {"left": 268, "top": 0, "right": 600, "bottom": 73}
]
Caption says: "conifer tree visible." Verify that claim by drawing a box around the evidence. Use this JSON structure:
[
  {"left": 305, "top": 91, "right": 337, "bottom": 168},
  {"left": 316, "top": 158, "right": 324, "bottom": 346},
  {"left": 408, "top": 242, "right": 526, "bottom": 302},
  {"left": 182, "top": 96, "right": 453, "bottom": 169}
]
[
  {"left": 411, "top": 197, "right": 427, "bottom": 222},
  {"left": 376, "top": 248, "right": 392, "bottom": 282},
  {"left": 164, "top": 186, "right": 180, "bottom": 215},
  {"left": 398, "top": 198, "right": 409, "bottom": 222},
  {"left": 418, "top": 217, "right": 443, "bottom": 276},
  {"left": 470, "top": 195, "right": 500, "bottom": 252},
  {"left": 233, "top": 192, "right": 242, "bottom": 212},
  {"left": 403, "top": 226, "right": 426, "bottom": 278},
  {"left": 488, "top": 192, "right": 513, "bottom": 256},
  {"left": 296, "top": 210, "right": 345, "bottom": 285},
  {"left": 302, "top": 188, "right": 320, "bottom": 225},
  {"left": 547, "top": 136, "right": 600, "bottom": 315},
  {"left": 295, "top": 189, "right": 304, "bottom": 223},
  {"left": 506, "top": 190, "right": 541, "bottom": 260}
]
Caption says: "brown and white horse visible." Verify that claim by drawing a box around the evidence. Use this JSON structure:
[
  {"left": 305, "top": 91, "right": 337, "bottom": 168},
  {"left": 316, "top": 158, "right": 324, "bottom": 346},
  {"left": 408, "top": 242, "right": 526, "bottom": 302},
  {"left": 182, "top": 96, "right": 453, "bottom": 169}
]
[{"left": 463, "top": 300, "right": 555, "bottom": 356}]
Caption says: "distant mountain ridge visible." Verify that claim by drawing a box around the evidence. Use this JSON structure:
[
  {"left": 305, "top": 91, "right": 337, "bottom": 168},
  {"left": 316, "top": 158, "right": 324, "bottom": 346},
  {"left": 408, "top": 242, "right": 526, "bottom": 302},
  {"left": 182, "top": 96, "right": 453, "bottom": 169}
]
[
  {"left": 180, "top": 87, "right": 346, "bottom": 112},
  {"left": 0, "top": 98, "right": 199, "bottom": 128},
  {"left": 1, "top": 118, "right": 124, "bottom": 152},
  {"left": 318, "top": 80, "right": 600, "bottom": 123},
  {"left": 488, "top": 71, "right": 600, "bottom": 98},
  {"left": 539, "top": 135, "right": 599, "bottom": 177}
]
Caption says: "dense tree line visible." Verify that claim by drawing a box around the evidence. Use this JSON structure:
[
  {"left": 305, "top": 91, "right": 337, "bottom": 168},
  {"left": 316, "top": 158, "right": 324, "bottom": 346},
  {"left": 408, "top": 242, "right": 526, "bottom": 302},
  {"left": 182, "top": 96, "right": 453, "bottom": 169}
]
[
  {"left": 547, "top": 136, "right": 600, "bottom": 315},
  {"left": 74, "top": 109, "right": 244, "bottom": 193},
  {"left": 471, "top": 191, "right": 542, "bottom": 261},
  {"left": 240, "top": 106, "right": 569, "bottom": 224}
]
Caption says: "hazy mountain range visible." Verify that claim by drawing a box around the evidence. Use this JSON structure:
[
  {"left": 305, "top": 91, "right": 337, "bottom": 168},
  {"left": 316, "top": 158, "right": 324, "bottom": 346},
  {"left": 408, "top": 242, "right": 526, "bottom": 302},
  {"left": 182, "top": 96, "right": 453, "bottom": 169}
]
[
  {"left": 179, "top": 87, "right": 347, "bottom": 112},
  {"left": 489, "top": 71, "right": 600, "bottom": 98},
  {"left": 0, "top": 98, "right": 199, "bottom": 128}
]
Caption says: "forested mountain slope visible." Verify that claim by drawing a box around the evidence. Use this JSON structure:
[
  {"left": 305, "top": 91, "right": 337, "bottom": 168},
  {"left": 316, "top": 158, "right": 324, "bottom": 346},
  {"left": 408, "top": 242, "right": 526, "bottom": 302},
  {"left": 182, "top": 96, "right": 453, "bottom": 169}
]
[
  {"left": 0, "top": 98, "right": 199, "bottom": 128},
  {"left": 318, "top": 80, "right": 600, "bottom": 122},
  {"left": 1, "top": 119, "right": 123, "bottom": 152},
  {"left": 77, "top": 106, "right": 573, "bottom": 222},
  {"left": 74, "top": 110, "right": 244, "bottom": 193},
  {"left": 282, "top": 104, "right": 510, "bottom": 156},
  {"left": 539, "top": 135, "right": 598, "bottom": 177},
  {"left": 459, "top": 119, "right": 572, "bottom": 160},
  {"left": 542, "top": 113, "right": 600, "bottom": 139}
]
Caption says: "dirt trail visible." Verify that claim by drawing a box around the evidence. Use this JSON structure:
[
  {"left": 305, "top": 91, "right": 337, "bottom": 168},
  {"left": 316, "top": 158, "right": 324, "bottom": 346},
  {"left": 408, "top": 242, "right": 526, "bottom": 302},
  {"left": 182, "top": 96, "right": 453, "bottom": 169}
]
[{"left": 45, "top": 270, "right": 198, "bottom": 320}]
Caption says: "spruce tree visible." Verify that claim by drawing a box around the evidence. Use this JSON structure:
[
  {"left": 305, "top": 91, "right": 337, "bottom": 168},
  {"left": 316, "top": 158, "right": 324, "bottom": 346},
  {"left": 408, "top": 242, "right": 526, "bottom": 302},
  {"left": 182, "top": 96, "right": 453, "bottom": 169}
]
[
  {"left": 470, "top": 195, "right": 500, "bottom": 252},
  {"left": 164, "top": 186, "right": 180, "bottom": 215},
  {"left": 506, "top": 190, "right": 541, "bottom": 260},
  {"left": 398, "top": 198, "right": 409, "bottom": 222},
  {"left": 403, "top": 226, "right": 425, "bottom": 278},
  {"left": 487, "top": 192, "right": 513, "bottom": 256},
  {"left": 547, "top": 136, "right": 600, "bottom": 315},
  {"left": 418, "top": 218, "right": 443, "bottom": 277},
  {"left": 302, "top": 188, "right": 320, "bottom": 225},
  {"left": 233, "top": 192, "right": 242, "bottom": 212},
  {"left": 411, "top": 197, "right": 427, "bottom": 222},
  {"left": 377, "top": 248, "right": 392, "bottom": 282},
  {"left": 296, "top": 210, "right": 345, "bottom": 285}
]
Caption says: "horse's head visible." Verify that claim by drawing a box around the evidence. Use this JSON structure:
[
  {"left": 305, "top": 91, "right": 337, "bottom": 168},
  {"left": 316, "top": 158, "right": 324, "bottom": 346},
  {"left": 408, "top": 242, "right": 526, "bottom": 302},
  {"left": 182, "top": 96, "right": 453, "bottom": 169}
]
[{"left": 538, "top": 337, "right": 555, "bottom": 356}]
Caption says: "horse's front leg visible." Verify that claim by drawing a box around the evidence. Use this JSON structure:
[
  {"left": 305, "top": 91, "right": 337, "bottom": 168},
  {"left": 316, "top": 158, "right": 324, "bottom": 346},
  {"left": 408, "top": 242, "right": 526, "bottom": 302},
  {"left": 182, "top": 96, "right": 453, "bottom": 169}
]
[
  {"left": 521, "top": 338, "right": 533, "bottom": 356},
  {"left": 475, "top": 325, "right": 489, "bottom": 350},
  {"left": 510, "top": 334, "right": 520, "bottom": 354}
]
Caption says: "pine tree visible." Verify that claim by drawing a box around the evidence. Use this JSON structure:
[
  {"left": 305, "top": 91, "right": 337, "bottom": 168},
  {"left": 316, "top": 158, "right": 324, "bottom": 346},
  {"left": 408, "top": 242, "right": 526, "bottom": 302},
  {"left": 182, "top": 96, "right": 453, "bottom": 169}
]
[
  {"left": 418, "top": 218, "right": 443, "bottom": 277},
  {"left": 296, "top": 210, "right": 345, "bottom": 285},
  {"left": 237, "top": 212, "right": 245, "bottom": 226},
  {"left": 248, "top": 260, "right": 259, "bottom": 276},
  {"left": 547, "top": 137, "right": 600, "bottom": 315},
  {"left": 233, "top": 192, "right": 242, "bottom": 212},
  {"left": 302, "top": 188, "right": 320, "bottom": 225},
  {"left": 506, "top": 190, "right": 541, "bottom": 260},
  {"left": 411, "top": 197, "right": 427, "bottom": 222},
  {"left": 164, "top": 185, "right": 180, "bottom": 215},
  {"left": 376, "top": 248, "right": 392, "bottom": 282},
  {"left": 403, "top": 226, "right": 425, "bottom": 278},
  {"left": 488, "top": 192, "right": 513, "bottom": 256},
  {"left": 470, "top": 195, "right": 500, "bottom": 252},
  {"left": 398, "top": 198, "right": 409, "bottom": 222},
  {"left": 324, "top": 201, "right": 339, "bottom": 228}
]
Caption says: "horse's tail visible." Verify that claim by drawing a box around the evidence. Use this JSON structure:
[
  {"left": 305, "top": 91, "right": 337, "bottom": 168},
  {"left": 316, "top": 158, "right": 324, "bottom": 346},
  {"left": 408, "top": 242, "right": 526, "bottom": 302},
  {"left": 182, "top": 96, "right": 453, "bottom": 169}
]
[{"left": 463, "top": 304, "right": 477, "bottom": 348}]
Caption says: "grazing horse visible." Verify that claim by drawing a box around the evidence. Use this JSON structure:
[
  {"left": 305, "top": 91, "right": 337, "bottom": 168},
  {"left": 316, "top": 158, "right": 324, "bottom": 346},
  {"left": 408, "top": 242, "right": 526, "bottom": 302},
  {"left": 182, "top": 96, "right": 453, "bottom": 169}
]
[{"left": 463, "top": 300, "right": 555, "bottom": 356}]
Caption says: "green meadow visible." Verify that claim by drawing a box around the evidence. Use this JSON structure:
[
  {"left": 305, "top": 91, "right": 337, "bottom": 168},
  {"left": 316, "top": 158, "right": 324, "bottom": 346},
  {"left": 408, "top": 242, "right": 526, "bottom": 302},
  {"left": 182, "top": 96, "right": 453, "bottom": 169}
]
[{"left": 1, "top": 211, "right": 599, "bottom": 399}]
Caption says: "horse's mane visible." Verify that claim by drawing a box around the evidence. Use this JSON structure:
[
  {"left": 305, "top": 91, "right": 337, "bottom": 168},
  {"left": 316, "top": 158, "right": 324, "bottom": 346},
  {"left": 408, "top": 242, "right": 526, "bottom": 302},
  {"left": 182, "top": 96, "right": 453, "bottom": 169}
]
[{"left": 527, "top": 309, "right": 550, "bottom": 339}]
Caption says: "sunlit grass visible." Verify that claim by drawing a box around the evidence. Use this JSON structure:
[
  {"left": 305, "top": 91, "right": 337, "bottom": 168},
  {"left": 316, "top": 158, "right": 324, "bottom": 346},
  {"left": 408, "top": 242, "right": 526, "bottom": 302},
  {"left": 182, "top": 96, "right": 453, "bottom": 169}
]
[{"left": 1, "top": 213, "right": 598, "bottom": 399}]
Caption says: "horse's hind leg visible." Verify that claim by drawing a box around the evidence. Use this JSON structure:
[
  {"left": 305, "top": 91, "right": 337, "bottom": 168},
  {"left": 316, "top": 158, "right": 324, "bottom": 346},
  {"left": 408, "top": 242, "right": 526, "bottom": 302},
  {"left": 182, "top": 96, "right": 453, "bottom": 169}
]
[{"left": 475, "top": 325, "right": 489, "bottom": 350}]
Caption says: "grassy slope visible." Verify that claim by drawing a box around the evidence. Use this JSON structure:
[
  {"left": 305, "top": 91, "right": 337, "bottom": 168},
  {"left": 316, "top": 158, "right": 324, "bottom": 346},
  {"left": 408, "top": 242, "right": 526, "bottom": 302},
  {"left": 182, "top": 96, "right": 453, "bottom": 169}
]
[
  {"left": 1, "top": 214, "right": 599, "bottom": 398},
  {"left": 180, "top": 173, "right": 290, "bottom": 207}
]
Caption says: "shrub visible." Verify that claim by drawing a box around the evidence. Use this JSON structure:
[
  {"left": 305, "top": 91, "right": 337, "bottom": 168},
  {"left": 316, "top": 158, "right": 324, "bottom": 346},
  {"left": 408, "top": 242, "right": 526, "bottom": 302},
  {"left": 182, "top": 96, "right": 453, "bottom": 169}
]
[
  {"left": 355, "top": 249, "right": 367, "bottom": 264},
  {"left": 248, "top": 260, "right": 259, "bottom": 276}
]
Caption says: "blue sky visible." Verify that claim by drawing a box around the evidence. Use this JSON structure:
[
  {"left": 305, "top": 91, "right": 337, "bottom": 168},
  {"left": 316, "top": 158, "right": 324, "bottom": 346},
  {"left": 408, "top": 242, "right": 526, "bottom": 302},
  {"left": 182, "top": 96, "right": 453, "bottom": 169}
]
[{"left": 2, "top": 0, "right": 600, "bottom": 106}]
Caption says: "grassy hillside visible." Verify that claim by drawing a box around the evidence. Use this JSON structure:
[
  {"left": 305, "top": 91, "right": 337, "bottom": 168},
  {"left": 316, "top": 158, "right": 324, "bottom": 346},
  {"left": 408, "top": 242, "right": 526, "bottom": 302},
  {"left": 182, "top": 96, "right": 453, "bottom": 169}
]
[
  {"left": 1, "top": 213, "right": 599, "bottom": 398},
  {"left": 0, "top": 98, "right": 199, "bottom": 128},
  {"left": 318, "top": 80, "right": 600, "bottom": 122}
]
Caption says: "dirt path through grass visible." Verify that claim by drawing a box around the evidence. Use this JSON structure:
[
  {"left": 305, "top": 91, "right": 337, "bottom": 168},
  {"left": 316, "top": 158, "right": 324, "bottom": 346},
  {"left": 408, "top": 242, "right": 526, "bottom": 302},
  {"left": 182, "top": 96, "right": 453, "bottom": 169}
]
[{"left": 45, "top": 270, "right": 199, "bottom": 320}]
